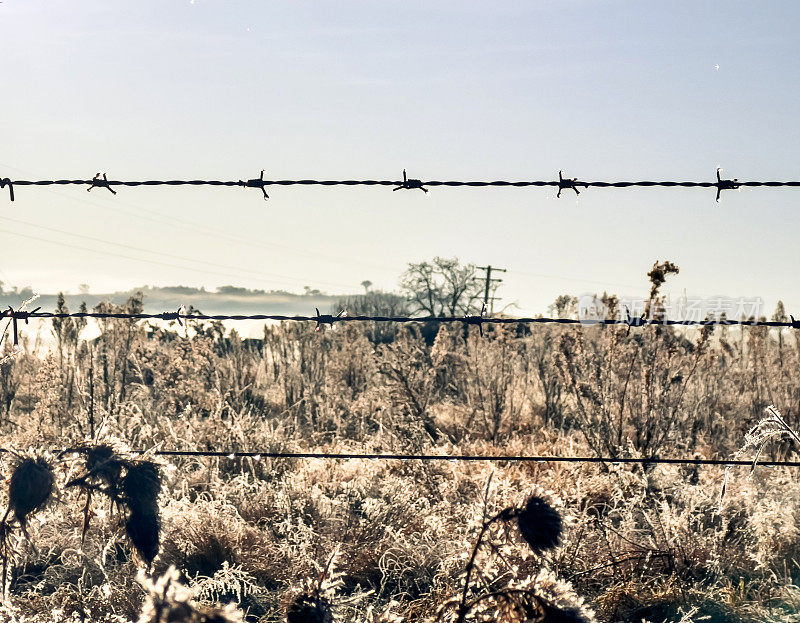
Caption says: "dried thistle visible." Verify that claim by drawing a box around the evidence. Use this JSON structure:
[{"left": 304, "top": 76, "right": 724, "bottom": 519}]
[
  {"left": 126, "top": 507, "right": 161, "bottom": 565},
  {"left": 123, "top": 460, "right": 162, "bottom": 564},
  {"left": 67, "top": 442, "right": 164, "bottom": 564},
  {"left": 6, "top": 456, "right": 55, "bottom": 531},
  {"left": 0, "top": 452, "right": 56, "bottom": 597},
  {"left": 67, "top": 443, "right": 128, "bottom": 501},
  {"left": 86, "top": 444, "right": 126, "bottom": 488},
  {"left": 515, "top": 495, "right": 563, "bottom": 555},
  {"left": 454, "top": 492, "right": 565, "bottom": 623},
  {"left": 66, "top": 442, "right": 130, "bottom": 546},
  {"left": 123, "top": 460, "right": 162, "bottom": 512}
]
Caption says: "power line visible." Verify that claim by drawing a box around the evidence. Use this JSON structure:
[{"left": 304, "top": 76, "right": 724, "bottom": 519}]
[
  {"left": 3, "top": 168, "right": 799, "bottom": 202},
  {"left": 57, "top": 182, "right": 398, "bottom": 274},
  {"left": 0, "top": 216, "right": 356, "bottom": 290},
  {"left": 0, "top": 228, "right": 349, "bottom": 291},
  {"left": 0, "top": 163, "right": 398, "bottom": 275}
]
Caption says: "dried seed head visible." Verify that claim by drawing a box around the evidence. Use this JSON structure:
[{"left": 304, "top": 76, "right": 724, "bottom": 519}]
[
  {"left": 123, "top": 461, "right": 162, "bottom": 513},
  {"left": 516, "top": 495, "right": 563, "bottom": 554},
  {"left": 8, "top": 457, "right": 55, "bottom": 527},
  {"left": 126, "top": 508, "right": 161, "bottom": 565},
  {"left": 286, "top": 594, "right": 333, "bottom": 623},
  {"left": 86, "top": 444, "right": 125, "bottom": 485}
]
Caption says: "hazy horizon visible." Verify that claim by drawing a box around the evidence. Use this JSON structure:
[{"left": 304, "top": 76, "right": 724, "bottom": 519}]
[{"left": 0, "top": 273, "right": 792, "bottom": 324}]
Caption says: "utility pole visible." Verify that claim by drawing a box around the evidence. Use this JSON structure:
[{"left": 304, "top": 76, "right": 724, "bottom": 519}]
[{"left": 475, "top": 265, "right": 507, "bottom": 314}]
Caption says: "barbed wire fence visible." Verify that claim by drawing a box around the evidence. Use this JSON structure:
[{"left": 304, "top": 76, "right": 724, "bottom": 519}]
[
  {"left": 0, "top": 301, "right": 797, "bottom": 466},
  {"left": 1, "top": 306, "right": 798, "bottom": 343},
  {"left": 1, "top": 166, "right": 799, "bottom": 468}
]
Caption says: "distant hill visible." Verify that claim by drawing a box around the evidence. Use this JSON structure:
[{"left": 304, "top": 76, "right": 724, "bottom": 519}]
[{"left": 0, "top": 286, "right": 347, "bottom": 317}]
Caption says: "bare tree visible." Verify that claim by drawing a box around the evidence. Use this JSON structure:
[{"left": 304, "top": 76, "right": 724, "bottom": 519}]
[{"left": 400, "top": 257, "right": 484, "bottom": 317}]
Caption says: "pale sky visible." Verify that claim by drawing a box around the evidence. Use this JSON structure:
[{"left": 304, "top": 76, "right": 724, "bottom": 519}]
[{"left": 1, "top": 1, "right": 799, "bottom": 316}]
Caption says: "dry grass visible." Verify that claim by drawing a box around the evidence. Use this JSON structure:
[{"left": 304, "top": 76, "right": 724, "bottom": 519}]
[{"left": 0, "top": 295, "right": 798, "bottom": 622}]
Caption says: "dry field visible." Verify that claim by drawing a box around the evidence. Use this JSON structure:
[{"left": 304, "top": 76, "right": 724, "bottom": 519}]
[{"left": 0, "top": 290, "right": 798, "bottom": 622}]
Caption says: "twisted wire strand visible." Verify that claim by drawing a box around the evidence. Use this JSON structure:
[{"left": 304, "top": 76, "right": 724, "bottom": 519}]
[
  {"left": 9, "top": 179, "right": 800, "bottom": 188},
  {"left": 6, "top": 177, "right": 800, "bottom": 194},
  {"left": 2, "top": 447, "right": 795, "bottom": 467},
  {"left": 3, "top": 310, "right": 798, "bottom": 328}
]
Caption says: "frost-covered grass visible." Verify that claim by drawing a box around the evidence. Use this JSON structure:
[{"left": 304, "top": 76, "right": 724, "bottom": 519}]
[{"left": 0, "top": 295, "right": 798, "bottom": 622}]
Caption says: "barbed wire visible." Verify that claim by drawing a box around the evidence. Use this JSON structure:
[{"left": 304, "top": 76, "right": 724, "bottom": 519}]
[
  {"left": 3, "top": 168, "right": 800, "bottom": 202},
  {"left": 1, "top": 307, "right": 798, "bottom": 339},
  {"left": 0, "top": 305, "right": 796, "bottom": 354},
  {"left": 1, "top": 447, "right": 795, "bottom": 467}
]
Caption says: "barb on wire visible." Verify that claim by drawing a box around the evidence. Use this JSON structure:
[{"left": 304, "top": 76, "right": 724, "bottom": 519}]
[
  {"left": 2, "top": 305, "right": 42, "bottom": 347},
  {"left": 0, "top": 178, "right": 13, "bottom": 202},
  {"left": 557, "top": 170, "right": 582, "bottom": 198},
  {"left": 241, "top": 169, "right": 269, "bottom": 200},
  {"left": 0, "top": 294, "right": 41, "bottom": 364},
  {"left": 623, "top": 307, "right": 647, "bottom": 335},
  {"left": 791, "top": 316, "right": 800, "bottom": 330},
  {"left": 715, "top": 167, "right": 740, "bottom": 202},
  {"left": 160, "top": 307, "right": 185, "bottom": 326},
  {"left": 393, "top": 169, "right": 428, "bottom": 193},
  {"left": 87, "top": 172, "right": 116, "bottom": 195},
  {"left": 464, "top": 303, "right": 488, "bottom": 336},
  {"left": 315, "top": 308, "right": 347, "bottom": 332}
]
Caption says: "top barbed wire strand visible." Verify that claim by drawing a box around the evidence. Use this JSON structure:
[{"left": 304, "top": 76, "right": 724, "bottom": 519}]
[
  {"left": 2, "top": 169, "right": 800, "bottom": 203},
  {"left": 9, "top": 179, "right": 800, "bottom": 188}
]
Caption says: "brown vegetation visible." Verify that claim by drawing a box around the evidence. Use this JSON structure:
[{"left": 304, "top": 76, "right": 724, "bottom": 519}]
[{"left": 0, "top": 289, "right": 798, "bottom": 622}]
